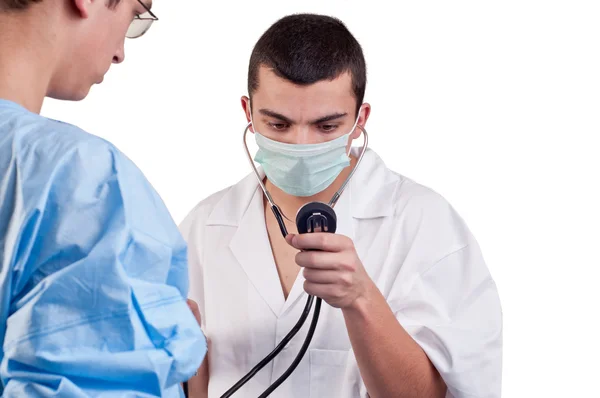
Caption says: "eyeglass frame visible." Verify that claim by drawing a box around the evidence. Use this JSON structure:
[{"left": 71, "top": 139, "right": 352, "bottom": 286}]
[{"left": 127, "top": 0, "right": 159, "bottom": 39}]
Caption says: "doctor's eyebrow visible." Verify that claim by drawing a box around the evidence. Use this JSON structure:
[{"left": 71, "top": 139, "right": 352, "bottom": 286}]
[
  {"left": 310, "top": 112, "right": 348, "bottom": 124},
  {"left": 259, "top": 109, "right": 294, "bottom": 124},
  {"left": 258, "top": 109, "right": 348, "bottom": 125}
]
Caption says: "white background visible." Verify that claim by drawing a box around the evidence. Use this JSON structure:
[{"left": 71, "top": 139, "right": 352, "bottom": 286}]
[{"left": 42, "top": 0, "right": 600, "bottom": 396}]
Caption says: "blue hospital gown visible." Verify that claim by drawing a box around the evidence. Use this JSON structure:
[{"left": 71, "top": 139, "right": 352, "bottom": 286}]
[{"left": 0, "top": 99, "right": 206, "bottom": 396}]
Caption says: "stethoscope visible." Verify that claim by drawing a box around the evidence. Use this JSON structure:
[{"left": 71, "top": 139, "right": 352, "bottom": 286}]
[{"left": 184, "top": 122, "right": 368, "bottom": 398}]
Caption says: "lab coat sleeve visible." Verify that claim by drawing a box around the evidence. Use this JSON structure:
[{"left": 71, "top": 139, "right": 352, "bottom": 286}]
[
  {"left": 388, "top": 192, "right": 502, "bottom": 398},
  {"left": 0, "top": 138, "right": 206, "bottom": 397}
]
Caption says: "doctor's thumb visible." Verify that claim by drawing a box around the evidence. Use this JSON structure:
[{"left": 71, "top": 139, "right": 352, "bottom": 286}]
[{"left": 285, "top": 233, "right": 297, "bottom": 246}]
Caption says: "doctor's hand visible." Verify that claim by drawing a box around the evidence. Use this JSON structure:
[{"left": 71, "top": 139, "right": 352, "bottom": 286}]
[
  {"left": 186, "top": 298, "right": 208, "bottom": 394},
  {"left": 286, "top": 233, "right": 374, "bottom": 309},
  {"left": 187, "top": 299, "right": 202, "bottom": 327}
]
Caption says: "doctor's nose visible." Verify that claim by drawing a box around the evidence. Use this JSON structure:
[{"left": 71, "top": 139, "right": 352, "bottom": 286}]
[{"left": 290, "top": 126, "right": 313, "bottom": 144}]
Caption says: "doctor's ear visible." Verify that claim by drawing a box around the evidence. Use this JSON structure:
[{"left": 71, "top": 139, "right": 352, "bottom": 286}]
[
  {"left": 352, "top": 103, "right": 371, "bottom": 139},
  {"left": 241, "top": 96, "right": 255, "bottom": 133}
]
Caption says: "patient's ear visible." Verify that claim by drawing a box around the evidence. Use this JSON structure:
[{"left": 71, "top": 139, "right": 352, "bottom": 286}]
[{"left": 71, "top": 0, "right": 92, "bottom": 18}]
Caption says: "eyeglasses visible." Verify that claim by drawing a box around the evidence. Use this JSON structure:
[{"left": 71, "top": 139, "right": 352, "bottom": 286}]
[{"left": 127, "top": 0, "right": 158, "bottom": 39}]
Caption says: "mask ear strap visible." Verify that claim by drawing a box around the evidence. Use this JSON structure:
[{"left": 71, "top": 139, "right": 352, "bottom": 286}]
[
  {"left": 352, "top": 105, "right": 363, "bottom": 132},
  {"left": 347, "top": 104, "right": 364, "bottom": 156},
  {"left": 248, "top": 100, "right": 256, "bottom": 132}
]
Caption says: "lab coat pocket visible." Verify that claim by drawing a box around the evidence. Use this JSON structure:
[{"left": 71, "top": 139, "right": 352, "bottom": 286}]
[{"left": 309, "top": 348, "right": 349, "bottom": 398}]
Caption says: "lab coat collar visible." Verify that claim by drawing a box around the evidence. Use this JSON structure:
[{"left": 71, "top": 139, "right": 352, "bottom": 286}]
[{"left": 346, "top": 147, "right": 399, "bottom": 219}]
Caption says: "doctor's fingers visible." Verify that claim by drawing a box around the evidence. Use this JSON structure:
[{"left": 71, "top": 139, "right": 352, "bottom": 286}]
[
  {"left": 296, "top": 250, "right": 357, "bottom": 271},
  {"left": 287, "top": 233, "right": 353, "bottom": 252},
  {"left": 303, "top": 268, "right": 356, "bottom": 286},
  {"left": 303, "top": 281, "right": 349, "bottom": 304}
]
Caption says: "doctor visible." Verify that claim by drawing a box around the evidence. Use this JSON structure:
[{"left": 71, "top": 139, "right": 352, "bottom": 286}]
[{"left": 181, "top": 13, "right": 502, "bottom": 398}]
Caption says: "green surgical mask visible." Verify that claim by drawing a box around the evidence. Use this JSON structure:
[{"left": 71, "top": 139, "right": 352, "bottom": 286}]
[{"left": 253, "top": 117, "right": 359, "bottom": 197}]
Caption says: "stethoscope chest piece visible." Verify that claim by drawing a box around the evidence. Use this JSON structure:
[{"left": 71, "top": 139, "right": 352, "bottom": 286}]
[{"left": 296, "top": 202, "right": 337, "bottom": 234}]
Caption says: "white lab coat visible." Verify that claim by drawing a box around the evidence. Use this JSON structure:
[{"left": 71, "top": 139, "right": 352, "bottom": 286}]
[{"left": 180, "top": 148, "right": 502, "bottom": 398}]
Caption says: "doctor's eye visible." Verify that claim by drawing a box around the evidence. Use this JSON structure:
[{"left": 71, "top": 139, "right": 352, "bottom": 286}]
[
  {"left": 268, "top": 122, "right": 289, "bottom": 131},
  {"left": 320, "top": 124, "right": 339, "bottom": 133}
]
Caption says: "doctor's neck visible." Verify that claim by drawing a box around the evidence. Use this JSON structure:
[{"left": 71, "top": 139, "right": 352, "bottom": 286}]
[
  {"left": 0, "top": 10, "right": 63, "bottom": 113},
  {"left": 264, "top": 155, "right": 358, "bottom": 220}
]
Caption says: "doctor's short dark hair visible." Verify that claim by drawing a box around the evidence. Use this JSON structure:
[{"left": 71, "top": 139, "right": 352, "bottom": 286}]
[
  {"left": 248, "top": 13, "right": 367, "bottom": 116},
  {"left": 1, "top": 0, "right": 120, "bottom": 10}
]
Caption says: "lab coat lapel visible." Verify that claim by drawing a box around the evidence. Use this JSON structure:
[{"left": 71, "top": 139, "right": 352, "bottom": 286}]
[{"left": 229, "top": 187, "right": 285, "bottom": 317}]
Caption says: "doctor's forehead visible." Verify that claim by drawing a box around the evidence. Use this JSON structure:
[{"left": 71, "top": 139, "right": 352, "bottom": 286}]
[{"left": 252, "top": 67, "right": 357, "bottom": 112}]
